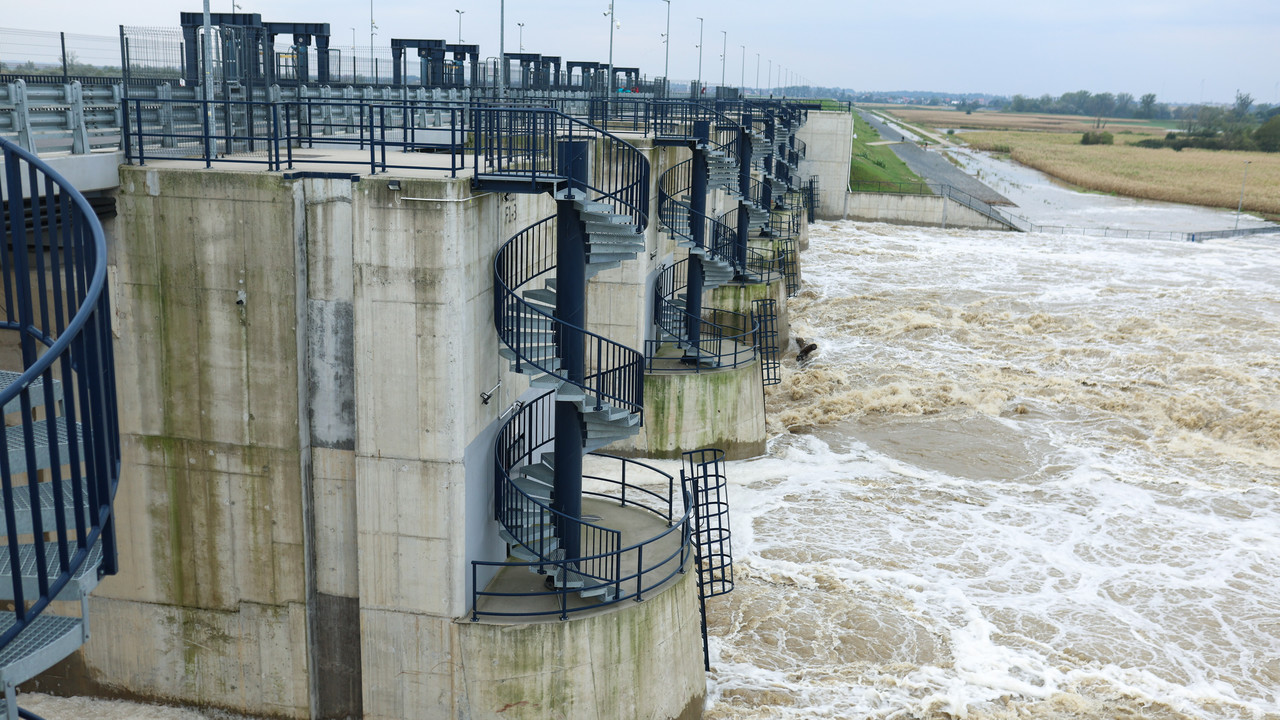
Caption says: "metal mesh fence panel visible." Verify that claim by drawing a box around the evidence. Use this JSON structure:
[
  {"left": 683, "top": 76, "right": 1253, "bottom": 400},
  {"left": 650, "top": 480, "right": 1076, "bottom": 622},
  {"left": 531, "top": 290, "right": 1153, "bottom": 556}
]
[{"left": 0, "top": 27, "right": 122, "bottom": 78}]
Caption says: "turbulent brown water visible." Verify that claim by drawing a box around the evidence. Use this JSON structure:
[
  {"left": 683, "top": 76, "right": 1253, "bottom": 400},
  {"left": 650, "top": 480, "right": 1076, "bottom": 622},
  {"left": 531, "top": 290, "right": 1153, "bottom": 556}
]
[{"left": 704, "top": 220, "right": 1280, "bottom": 720}]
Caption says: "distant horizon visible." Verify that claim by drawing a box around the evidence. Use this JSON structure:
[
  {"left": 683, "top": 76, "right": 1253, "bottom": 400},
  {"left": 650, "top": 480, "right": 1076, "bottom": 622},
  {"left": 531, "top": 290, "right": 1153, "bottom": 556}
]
[{"left": 2, "top": 0, "right": 1276, "bottom": 106}]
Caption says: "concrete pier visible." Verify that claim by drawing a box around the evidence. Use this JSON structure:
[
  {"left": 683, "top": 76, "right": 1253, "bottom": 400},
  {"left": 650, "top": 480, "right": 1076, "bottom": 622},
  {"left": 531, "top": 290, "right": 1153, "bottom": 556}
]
[{"left": 26, "top": 159, "right": 710, "bottom": 720}]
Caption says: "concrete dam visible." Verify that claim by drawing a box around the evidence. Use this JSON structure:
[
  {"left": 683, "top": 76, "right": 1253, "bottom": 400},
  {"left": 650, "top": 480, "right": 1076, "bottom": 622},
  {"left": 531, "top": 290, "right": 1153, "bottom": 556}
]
[{"left": 0, "top": 15, "right": 854, "bottom": 720}]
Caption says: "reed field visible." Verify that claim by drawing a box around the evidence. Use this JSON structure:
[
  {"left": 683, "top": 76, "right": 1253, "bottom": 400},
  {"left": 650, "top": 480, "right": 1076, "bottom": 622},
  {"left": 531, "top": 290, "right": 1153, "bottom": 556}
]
[
  {"left": 871, "top": 105, "right": 1279, "bottom": 216},
  {"left": 961, "top": 130, "right": 1280, "bottom": 215},
  {"left": 871, "top": 104, "right": 1168, "bottom": 134}
]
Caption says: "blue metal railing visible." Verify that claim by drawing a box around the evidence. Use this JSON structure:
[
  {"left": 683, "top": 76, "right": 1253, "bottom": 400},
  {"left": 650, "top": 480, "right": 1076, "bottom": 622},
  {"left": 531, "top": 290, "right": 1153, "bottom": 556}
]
[
  {"left": 485, "top": 109, "right": 654, "bottom": 595},
  {"left": 0, "top": 137, "right": 120, "bottom": 648},
  {"left": 124, "top": 96, "right": 473, "bottom": 175},
  {"left": 657, "top": 157, "right": 738, "bottom": 272},
  {"left": 473, "top": 107, "right": 650, "bottom": 229},
  {"left": 474, "top": 391, "right": 692, "bottom": 620},
  {"left": 647, "top": 260, "right": 758, "bottom": 373},
  {"left": 494, "top": 216, "right": 646, "bottom": 418}
]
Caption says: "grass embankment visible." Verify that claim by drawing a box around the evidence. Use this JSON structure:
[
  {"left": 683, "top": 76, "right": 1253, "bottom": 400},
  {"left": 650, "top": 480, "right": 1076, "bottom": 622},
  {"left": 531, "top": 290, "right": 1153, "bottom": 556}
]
[
  {"left": 878, "top": 106, "right": 1280, "bottom": 216},
  {"left": 849, "top": 111, "right": 925, "bottom": 190}
]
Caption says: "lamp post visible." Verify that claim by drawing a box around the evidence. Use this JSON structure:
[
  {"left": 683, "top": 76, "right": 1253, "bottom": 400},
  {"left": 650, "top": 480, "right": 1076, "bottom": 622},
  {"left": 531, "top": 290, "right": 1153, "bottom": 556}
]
[
  {"left": 696, "top": 16, "right": 703, "bottom": 96},
  {"left": 739, "top": 44, "right": 745, "bottom": 94},
  {"left": 456, "top": 9, "right": 464, "bottom": 43},
  {"left": 369, "top": 0, "right": 376, "bottom": 74},
  {"left": 517, "top": 22, "right": 524, "bottom": 51},
  {"left": 662, "top": 0, "right": 671, "bottom": 87},
  {"left": 605, "top": 1, "right": 615, "bottom": 94},
  {"left": 755, "top": 53, "right": 759, "bottom": 96},
  {"left": 1235, "top": 161, "right": 1251, "bottom": 230},
  {"left": 767, "top": 58, "right": 771, "bottom": 95},
  {"left": 720, "top": 30, "right": 726, "bottom": 89},
  {"left": 499, "top": 0, "right": 506, "bottom": 96}
]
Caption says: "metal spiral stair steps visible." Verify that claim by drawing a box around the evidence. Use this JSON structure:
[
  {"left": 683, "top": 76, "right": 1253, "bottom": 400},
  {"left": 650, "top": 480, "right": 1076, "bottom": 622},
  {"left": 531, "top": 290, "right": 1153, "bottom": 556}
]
[
  {"left": 0, "top": 372, "right": 62, "bottom": 417},
  {"left": 501, "top": 453, "right": 619, "bottom": 601},
  {"left": 744, "top": 199, "right": 770, "bottom": 231},
  {"left": 0, "top": 404, "right": 101, "bottom": 715},
  {"left": 654, "top": 295, "right": 734, "bottom": 368},
  {"left": 494, "top": 201, "right": 647, "bottom": 606},
  {"left": 705, "top": 148, "right": 741, "bottom": 196},
  {"left": 558, "top": 191, "right": 647, "bottom": 277},
  {"left": 676, "top": 241, "right": 735, "bottom": 289}
]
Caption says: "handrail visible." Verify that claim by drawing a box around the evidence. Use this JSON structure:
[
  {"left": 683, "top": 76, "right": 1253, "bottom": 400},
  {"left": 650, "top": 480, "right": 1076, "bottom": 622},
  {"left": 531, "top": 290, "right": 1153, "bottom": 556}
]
[
  {"left": 474, "top": 107, "right": 649, "bottom": 231},
  {"left": 477, "top": 391, "right": 693, "bottom": 620},
  {"left": 648, "top": 260, "right": 758, "bottom": 373},
  {"left": 0, "top": 137, "right": 120, "bottom": 650},
  {"left": 494, "top": 217, "right": 645, "bottom": 418},
  {"left": 124, "top": 95, "right": 475, "bottom": 176},
  {"left": 657, "top": 157, "right": 738, "bottom": 273}
]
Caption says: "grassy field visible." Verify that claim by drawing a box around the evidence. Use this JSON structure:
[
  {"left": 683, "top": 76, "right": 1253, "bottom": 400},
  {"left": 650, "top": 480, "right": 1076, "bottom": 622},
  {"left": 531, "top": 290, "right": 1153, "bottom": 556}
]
[
  {"left": 874, "top": 105, "right": 1280, "bottom": 216},
  {"left": 849, "top": 111, "right": 925, "bottom": 189}
]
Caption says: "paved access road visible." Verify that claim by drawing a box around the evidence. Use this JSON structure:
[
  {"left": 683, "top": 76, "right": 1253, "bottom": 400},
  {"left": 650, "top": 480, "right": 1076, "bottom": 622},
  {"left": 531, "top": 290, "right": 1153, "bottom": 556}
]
[{"left": 857, "top": 109, "right": 1012, "bottom": 206}]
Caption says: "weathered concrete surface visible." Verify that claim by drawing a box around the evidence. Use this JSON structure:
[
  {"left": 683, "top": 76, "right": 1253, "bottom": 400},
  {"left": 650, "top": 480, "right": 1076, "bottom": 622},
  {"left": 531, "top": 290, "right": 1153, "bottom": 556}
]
[
  {"left": 796, "top": 110, "right": 854, "bottom": 220},
  {"left": 612, "top": 360, "right": 766, "bottom": 460},
  {"left": 845, "top": 191, "right": 1012, "bottom": 230},
  {"left": 83, "top": 157, "right": 712, "bottom": 720},
  {"left": 455, "top": 571, "right": 705, "bottom": 720},
  {"left": 710, "top": 278, "right": 792, "bottom": 352}
]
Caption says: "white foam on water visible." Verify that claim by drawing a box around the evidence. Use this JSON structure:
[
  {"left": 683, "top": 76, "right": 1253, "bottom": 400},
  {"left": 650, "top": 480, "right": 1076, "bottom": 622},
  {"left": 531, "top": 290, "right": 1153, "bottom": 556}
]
[{"left": 707, "top": 220, "right": 1280, "bottom": 719}]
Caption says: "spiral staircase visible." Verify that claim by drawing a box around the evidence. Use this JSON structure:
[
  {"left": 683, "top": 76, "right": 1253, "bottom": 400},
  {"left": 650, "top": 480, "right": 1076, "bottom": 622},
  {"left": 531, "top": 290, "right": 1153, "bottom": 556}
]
[
  {"left": 480, "top": 108, "right": 651, "bottom": 604},
  {"left": 0, "top": 138, "right": 120, "bottom": 720}
]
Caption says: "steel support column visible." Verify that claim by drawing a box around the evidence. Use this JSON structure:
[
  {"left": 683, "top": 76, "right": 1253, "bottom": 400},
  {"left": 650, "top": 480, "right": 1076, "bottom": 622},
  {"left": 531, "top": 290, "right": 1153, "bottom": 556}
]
[
  {"left": 553, "top": 139, "right": 590, "bottom": 567},
  {"left": 686, "top": 120, "right": 710, "bottom": 357},
  {"left": 734, "top": 120, "right": 752, "bottom": 276}
]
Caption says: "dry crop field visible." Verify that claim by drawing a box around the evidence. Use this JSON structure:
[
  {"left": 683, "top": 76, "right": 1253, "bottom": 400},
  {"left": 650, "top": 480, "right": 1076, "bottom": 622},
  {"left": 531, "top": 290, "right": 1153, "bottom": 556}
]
[{"left": 872, "top": 105, "right": 1279, "bottom": 216}]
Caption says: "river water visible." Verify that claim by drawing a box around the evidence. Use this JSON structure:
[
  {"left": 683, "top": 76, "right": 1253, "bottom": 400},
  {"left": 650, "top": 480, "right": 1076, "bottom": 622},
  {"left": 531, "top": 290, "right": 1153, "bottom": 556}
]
[{"left": 704, "top": 218, "right": 1280, "bottom": 719}]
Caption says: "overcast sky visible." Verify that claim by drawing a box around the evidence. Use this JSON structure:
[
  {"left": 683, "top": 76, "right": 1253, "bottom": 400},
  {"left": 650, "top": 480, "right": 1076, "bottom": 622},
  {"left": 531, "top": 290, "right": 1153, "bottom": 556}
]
[{"left": 5, "top": 0, "right": 1278, "bottom": 105}]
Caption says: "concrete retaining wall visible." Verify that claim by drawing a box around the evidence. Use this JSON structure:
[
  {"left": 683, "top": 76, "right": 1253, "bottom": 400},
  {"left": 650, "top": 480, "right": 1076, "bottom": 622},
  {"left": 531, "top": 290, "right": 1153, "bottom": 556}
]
[
  {"left": 844, "top": 191, "right": 1013, "bottom": 230},
  {"left": 797, "top": 110, "right": 854, "bottom": 220},
  {"left": 611, "top": 360, "right": 767, "bottom": 460}
]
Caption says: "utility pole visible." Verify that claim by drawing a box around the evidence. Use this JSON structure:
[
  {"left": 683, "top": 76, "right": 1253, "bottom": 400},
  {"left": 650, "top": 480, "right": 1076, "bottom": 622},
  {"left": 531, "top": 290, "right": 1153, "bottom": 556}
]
[
  {"left": 456, "top": 9, "right": 464, "bottom": 43},
  {"left": 370, "top": 0, "right": 376, "bottom": 79},
  {"left": 202, "top": 0, "right": 214, "bottom": 158},
  {"left": 517, "top": 22, "right": 524, "bottom": 51},
  {"left": 755, "top": 53, "right": 759, "bottom": 95},
  {"left": 740, "top": 44, "right": 745, "bottom": 94}
]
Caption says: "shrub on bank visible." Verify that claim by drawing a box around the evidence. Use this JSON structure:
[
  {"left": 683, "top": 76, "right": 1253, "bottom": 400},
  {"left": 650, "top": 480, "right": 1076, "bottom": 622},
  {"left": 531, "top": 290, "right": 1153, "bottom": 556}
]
[{"left": 1081, "top": 131, "right": 1114, "bottom": 145}]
